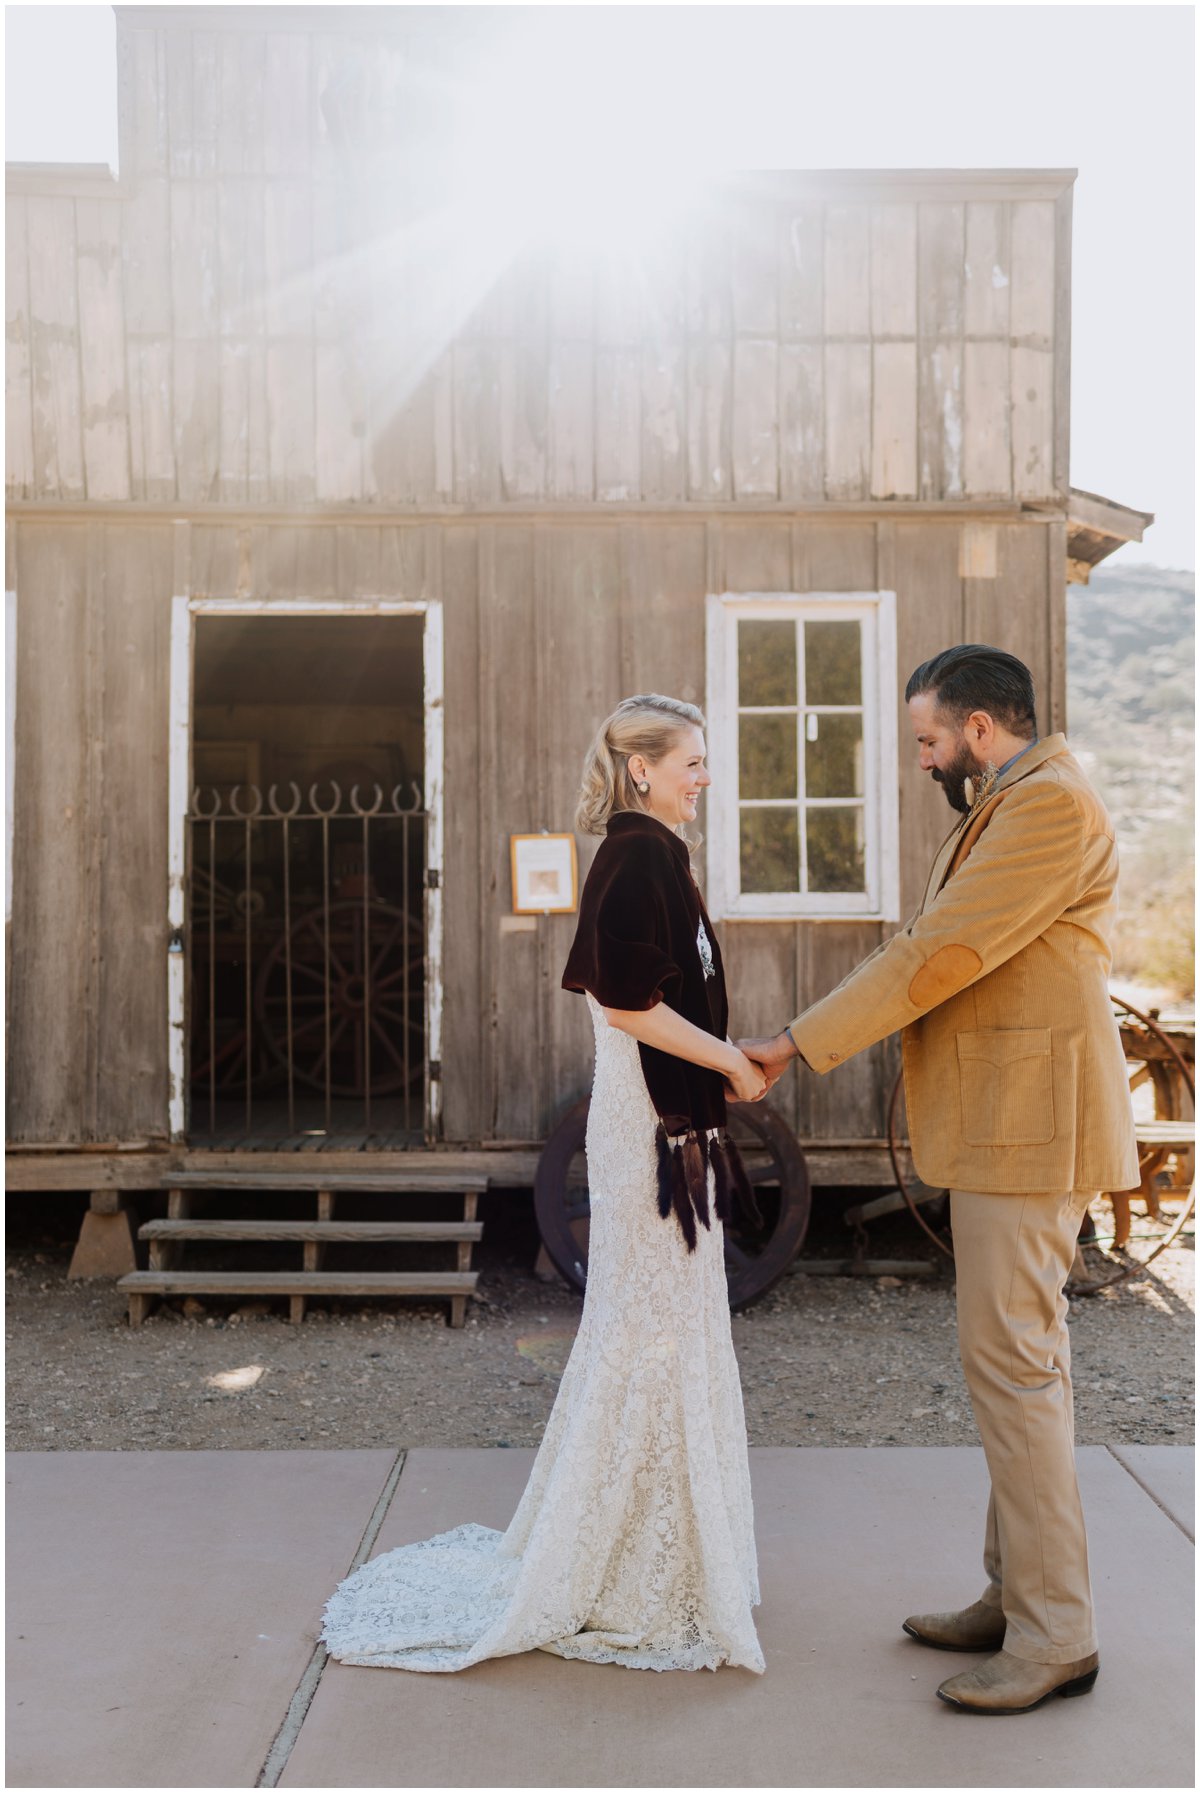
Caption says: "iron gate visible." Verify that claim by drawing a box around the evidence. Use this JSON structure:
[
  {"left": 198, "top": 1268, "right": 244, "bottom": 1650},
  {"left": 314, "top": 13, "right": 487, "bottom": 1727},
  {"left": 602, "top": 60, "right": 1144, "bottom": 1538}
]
[{"left": 187, "top": 779, "right": 430, "bottom": 1140}]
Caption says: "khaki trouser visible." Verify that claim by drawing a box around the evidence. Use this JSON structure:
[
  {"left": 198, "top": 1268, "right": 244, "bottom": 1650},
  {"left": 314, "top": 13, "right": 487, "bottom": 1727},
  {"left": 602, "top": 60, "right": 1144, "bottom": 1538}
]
[{"left": 950, "top": 1187, "right": 1098, "bottom": 1666}]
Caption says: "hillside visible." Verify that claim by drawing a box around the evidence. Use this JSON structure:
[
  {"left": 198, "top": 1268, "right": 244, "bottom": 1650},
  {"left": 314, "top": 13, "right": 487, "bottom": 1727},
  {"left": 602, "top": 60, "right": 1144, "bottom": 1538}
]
[{"left": 1067, "top": 562, "right": 1194, "bottom": 999}]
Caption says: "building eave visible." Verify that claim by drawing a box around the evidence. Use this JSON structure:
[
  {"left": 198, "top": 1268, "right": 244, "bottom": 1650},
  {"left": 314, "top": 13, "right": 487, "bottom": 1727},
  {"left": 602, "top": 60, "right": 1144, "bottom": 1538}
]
[
  {"left": 1064, "top": 487, "right": 1156, "bottom": 585},
  {"left": 6, "top": 163, "right": 119, "bottom": 199}
]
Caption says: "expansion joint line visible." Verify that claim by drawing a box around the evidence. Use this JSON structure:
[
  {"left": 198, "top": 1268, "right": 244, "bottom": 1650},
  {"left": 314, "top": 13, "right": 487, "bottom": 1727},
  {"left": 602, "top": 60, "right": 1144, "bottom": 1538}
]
[
  {"left": 257, "top": 1449, "right": 408, "bottom": 1788},
  {"left": 1105, "top": 1443, "right": 1194, "bottom": 1544}
]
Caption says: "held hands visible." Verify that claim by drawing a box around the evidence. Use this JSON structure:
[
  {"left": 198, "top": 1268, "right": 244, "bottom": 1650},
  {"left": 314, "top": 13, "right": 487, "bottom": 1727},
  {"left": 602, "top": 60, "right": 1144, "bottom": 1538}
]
[
  {"left": 734, "top": 1031, "right": 800, "bottom": 1093},
  {"left": 723, "top": 1045, "right": 770, "bottom": 1104}
]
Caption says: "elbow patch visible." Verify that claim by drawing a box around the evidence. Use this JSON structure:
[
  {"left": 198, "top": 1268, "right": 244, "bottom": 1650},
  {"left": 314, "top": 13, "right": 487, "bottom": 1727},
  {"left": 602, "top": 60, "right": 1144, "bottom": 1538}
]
[{"left": 908, "top": 943, "right": 982, "bottom": 1009}]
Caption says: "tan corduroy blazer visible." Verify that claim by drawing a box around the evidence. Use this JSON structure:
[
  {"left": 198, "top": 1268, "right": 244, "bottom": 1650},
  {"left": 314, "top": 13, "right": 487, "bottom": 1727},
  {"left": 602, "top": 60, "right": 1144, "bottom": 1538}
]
[{"left": 788, "top": 735, "right": 1139, "bottom": 1195}]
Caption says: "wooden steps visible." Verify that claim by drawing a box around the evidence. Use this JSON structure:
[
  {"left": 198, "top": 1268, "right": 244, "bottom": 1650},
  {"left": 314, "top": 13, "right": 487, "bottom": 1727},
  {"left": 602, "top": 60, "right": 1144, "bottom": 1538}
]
[
  {"left": 118, "top": 1270, "right": 476, "bottom": 1329},
  {"left": 138, "top": 1220, "right": 483, "bottom": 1244},
  {"left": 168, "top": 1170, "right": 490, "bottom": 1194},
  {"left": 118, "top": 1174, "right": 489, "bottom": 1328}
]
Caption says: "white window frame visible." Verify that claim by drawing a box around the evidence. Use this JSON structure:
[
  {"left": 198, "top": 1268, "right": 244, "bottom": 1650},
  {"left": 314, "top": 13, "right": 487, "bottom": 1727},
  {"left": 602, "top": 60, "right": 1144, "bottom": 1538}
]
[{"left": 704, "top": 590, "right": 900, "bottom": 922}]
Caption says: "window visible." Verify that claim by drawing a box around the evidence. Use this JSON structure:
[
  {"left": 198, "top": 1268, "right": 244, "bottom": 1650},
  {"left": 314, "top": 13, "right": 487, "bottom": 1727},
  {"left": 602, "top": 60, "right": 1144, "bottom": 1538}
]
[{"left": 704, "top": 591, "right": 900, "bottom": 921}]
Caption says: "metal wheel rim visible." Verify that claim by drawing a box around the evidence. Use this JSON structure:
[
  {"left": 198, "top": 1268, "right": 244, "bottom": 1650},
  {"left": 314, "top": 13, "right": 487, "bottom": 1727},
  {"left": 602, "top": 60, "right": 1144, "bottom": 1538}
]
[
  {"left": 254, "top": 899, "right": 424, "bottom": 1097},
  {"left": 533, "top": 1097, "right": 811, "bottom": 1310},
  {"left": 884, "top": 995, "right": 1195, "bottom": 1289}
]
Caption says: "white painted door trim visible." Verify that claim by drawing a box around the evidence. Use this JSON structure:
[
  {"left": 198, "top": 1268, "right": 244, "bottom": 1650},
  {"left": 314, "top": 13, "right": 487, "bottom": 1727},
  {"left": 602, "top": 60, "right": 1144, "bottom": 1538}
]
[
  {"left": 5, "top": 589, "right": 17, "bottom": 928},
  {"left": 166, "top": 597, "right": 445, "bottom": 1144},
  {"left": 167, "top": 594, "right": 193, "bottom": 1138},
  {"left": 422, "top": 599, "right": 445, "bottom": 1138}
]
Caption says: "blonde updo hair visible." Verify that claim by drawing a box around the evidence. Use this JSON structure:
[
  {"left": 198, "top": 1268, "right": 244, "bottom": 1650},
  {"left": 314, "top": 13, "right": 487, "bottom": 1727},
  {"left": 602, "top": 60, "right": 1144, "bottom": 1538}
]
[{"left": 575, "top": 694, "right": 706, "bottom": 844}]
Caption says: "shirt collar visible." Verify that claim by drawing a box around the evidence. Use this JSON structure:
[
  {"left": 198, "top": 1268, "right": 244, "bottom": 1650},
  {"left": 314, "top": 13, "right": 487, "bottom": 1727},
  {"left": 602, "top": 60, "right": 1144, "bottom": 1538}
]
[{"left": 996, "top": 737, "right": 1039, "bottom": 779}]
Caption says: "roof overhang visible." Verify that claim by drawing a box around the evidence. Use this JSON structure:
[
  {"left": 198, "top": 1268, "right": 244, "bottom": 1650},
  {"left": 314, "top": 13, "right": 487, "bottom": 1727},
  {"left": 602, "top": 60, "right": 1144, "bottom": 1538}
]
[
  {"left": 1063, "top": 488, "right": 1155, "bottom": 584},
  {"left": 6, "top": 163, "right": 118, "bottom": 199},
  {"left": 1027, "top": 489, "right": 1156, "bottom": 583}
]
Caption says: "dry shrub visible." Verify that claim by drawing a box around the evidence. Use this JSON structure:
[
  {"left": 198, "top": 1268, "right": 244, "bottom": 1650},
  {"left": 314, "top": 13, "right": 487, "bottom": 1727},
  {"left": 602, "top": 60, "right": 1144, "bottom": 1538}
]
[{"left": 1113, "top": 825, "right": 1195, "bottom": 1001}]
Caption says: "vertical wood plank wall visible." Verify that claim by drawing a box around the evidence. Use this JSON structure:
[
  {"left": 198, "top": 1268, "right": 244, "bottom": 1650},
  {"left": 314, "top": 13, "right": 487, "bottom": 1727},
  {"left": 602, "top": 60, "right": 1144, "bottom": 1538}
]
[
  {"left": 6, "top": 165, "right": 1072, "bottom": 511},
  {"left": 4, "top": 16, "right": 1077, "bottom": 1151},
  {"left": 8, "top": 522, "right": 173, "bottom": 1140},
  {"left": 6, "top": 513, "right": 1058, "bottom": 1147}
]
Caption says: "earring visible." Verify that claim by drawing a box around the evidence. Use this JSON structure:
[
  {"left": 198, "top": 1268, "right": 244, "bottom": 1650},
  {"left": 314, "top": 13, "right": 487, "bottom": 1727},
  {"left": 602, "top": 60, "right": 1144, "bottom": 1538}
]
[{"left": 637, "top": 780, "right": 650, "bottom": 795}]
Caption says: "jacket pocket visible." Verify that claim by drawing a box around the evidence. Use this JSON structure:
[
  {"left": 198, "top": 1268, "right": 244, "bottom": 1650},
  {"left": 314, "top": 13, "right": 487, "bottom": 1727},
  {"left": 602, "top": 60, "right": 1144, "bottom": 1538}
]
[{"left": 957, "top": 1029, "right": 1054, "bottom": 1147}]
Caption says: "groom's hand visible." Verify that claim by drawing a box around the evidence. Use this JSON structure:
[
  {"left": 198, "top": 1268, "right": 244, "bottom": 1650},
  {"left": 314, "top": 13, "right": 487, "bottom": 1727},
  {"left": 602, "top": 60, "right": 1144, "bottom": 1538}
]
[{"left": 734, "top": 1030, "right": 801, "bottom": 1090}]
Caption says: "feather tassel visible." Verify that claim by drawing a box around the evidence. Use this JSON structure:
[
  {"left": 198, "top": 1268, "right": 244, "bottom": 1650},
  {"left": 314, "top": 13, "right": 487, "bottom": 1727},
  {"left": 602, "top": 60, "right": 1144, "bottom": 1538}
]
[
  {"left": 670, "top": 1140, "right": 699, "bottom": 1251},
  {"left": 654, "top": 1123, "right": 674, "bottom": 1220},
  {"left": 708, "top": 1133, "right": 735, "bottom": 1225},
  {"left": 681, "top": 1129, "right": 712, "bottom": 1231}
]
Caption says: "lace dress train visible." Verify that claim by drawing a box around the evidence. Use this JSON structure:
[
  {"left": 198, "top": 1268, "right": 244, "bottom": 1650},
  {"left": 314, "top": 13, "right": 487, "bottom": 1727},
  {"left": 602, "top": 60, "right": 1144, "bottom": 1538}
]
[{"left": 320, "top": 992, "right": 763, "bottom": 1674}]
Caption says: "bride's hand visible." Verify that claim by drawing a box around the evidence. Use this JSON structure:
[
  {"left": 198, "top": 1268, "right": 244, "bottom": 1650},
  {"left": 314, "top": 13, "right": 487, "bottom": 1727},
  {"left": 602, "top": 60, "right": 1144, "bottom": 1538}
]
[{"left": 723, "top": 1047, "right": 769, "bottom": 1104}]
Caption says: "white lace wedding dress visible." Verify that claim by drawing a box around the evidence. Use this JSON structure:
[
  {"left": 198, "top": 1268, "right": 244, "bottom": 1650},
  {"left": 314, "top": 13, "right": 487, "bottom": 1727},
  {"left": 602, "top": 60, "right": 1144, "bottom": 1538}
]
[{"left": 321, "top": 989, "right": 763, "bottom": 1675}]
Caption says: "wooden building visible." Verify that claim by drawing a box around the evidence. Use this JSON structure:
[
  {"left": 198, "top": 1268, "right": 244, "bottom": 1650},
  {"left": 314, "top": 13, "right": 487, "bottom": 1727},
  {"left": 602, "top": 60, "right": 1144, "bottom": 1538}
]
[{"left": 6, "top": 7, "right": 1152, "bottom": 1263}]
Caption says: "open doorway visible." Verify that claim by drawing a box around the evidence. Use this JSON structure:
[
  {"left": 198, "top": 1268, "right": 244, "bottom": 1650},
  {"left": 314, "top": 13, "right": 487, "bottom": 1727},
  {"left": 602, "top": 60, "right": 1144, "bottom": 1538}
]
[{"left": 184, "top": 610, "right": 433, "bottom": 1147}]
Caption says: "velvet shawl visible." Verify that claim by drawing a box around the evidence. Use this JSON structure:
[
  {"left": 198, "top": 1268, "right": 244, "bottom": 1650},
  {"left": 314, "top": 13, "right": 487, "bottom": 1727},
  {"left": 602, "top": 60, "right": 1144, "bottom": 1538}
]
[{"left": 562, "top": 810, "right": 756, "bottom": 1249}]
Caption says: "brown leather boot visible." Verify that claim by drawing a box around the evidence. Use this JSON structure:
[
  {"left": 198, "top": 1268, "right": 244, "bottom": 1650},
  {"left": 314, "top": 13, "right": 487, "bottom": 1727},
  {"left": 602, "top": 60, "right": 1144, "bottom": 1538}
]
[
  {"left": 902, "top": 1599, "right": 1007, "bottom": 1652},
  {"left": 937, "top": 1648, "right": 1100, "bottom": 1713}
]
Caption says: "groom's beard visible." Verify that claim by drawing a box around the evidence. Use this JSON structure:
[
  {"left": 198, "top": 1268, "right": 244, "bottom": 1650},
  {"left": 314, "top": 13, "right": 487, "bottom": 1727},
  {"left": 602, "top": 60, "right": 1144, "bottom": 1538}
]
[{"left": 931, "top": 738, "right": 982, "bottom": 814}]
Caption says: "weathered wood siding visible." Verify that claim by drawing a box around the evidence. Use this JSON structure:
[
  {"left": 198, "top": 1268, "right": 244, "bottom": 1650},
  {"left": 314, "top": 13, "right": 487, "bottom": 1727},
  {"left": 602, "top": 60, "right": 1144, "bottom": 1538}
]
[
  {"left": 4, "top": 10, "right": 1073, "bottom": 1152},
  {"left": 7, "top": 521, "right": 173, "bottom": 1142},
  {"left": 7, "top": 177, "right": 1070, "bottom": 510},
  {"left": 6, "top": 513, "right": 1059, "bottom": 1147},
  {"left": 6, "top": 16, "right": 1073, "bottom": 513}
]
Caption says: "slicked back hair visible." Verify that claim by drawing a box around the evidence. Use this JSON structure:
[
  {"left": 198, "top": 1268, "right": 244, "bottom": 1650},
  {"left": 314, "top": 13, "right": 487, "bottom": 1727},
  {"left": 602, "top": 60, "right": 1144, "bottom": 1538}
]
[{"left": 905, "top": 645, "right": 1037, "bottom": 739}]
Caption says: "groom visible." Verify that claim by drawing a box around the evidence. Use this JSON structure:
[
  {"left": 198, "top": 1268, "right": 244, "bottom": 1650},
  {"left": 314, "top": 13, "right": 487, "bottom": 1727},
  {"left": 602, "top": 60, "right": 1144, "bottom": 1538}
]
[{"left": 739, "top": 644, "right": 1138, "bottom": 1715}]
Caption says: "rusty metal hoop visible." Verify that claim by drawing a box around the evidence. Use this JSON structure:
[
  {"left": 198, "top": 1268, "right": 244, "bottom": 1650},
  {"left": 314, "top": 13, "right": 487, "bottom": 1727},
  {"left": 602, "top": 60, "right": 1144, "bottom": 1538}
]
[{"left": 886, "top": 1069, "right": 955, "bottom": 1259}]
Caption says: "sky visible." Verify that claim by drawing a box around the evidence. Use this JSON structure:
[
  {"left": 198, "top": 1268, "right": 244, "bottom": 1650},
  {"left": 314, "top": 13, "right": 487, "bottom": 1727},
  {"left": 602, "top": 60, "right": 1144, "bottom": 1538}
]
[{"left": 4, "top": 1, "right": 1194, "bottom": 570}]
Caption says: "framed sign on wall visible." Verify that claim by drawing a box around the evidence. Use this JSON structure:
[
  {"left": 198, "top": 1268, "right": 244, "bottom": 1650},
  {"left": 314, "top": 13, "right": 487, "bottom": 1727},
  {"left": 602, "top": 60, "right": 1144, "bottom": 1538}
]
[{"left": 510, "top": 833, "right": 579, "bottom": 914}]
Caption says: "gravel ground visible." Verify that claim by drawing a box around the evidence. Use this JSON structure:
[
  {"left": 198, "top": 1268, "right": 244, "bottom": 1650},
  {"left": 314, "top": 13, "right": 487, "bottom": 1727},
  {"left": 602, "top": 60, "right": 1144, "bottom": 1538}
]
[{"left": 5, "top": 1192, "right": 1193, "bottom": 1452}]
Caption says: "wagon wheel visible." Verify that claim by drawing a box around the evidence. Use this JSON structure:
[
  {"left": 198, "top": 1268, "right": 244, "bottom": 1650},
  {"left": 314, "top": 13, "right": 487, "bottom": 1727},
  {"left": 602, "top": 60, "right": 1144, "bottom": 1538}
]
[
  {"left": 1117, "top": 1006, "right": 1194, "bottom": 1206},
  {"left": 533, "top": 1097, "right": 811, "bottom": 1310},
  {"left": 188, "top": 965, "right": 282, "bottom": 1094},
  {"left": 1065, "top": 1000, "right": 1196, "bottom": 1294},
  {"left": 884, "top": 998, "right": 1196, "bottom": 1290},
  {"left": 254, "top": 900, "right": 425, "bottom": 1097},
  {"left": 191, "top": 864, "right": 271, "bottom": 933}
]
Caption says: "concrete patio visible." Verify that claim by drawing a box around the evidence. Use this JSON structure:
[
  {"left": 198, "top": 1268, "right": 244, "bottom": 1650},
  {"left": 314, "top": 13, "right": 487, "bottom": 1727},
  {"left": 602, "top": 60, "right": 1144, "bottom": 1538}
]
[{"left": 6, "top": 1445, "right": 1193, "bottom": 1789}]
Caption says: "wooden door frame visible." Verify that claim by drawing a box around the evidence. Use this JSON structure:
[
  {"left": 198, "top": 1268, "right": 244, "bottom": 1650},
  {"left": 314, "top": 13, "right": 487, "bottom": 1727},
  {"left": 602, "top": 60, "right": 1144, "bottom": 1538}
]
[{"left": 166, "top": 596, "right": 445, "bottom": 1143}]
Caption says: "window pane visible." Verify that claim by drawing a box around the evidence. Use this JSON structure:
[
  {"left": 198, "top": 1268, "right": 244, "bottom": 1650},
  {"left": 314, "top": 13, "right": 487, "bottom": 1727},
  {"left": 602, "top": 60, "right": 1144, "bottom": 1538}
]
[
  {"left": 807, "top": 806, "right": 865, "bottom": 893},
  {"left": 739, "top": 619, "right": 797, "bottom": 707},
  {"left": 805, "top": 620, "right": 862, "bottom": 705},
  {"left": 739, "top": 714, "right": 797, "bottom": 800},
  {"left": 740, "top": 808, "right": 799, "bottom": 893},
  {"left": 806, "top": 714, "right": 864, "bottom": 798}
]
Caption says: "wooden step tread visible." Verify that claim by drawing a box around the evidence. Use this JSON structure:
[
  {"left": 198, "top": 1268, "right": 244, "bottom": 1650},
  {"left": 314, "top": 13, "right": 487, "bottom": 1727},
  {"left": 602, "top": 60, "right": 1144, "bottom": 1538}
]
[
  {"left": 118, "top": 1270, "right": 477, "bottom": 1295},
  {"left": 139, "top": 1219, "right": 483, "bottom": 1243},
  {"left": 170, "top": 1171, "right": 488, "bottom": 1193},
  {"left": 1135, "top": 1121, "right": 1195, "bottom": 1143}
]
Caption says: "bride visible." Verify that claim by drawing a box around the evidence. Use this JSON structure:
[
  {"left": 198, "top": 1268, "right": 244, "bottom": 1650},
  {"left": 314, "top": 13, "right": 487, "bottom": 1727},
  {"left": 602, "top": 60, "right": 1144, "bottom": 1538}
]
[{"left": 321, "top": 694, "right": 768, "bottom": 1675}]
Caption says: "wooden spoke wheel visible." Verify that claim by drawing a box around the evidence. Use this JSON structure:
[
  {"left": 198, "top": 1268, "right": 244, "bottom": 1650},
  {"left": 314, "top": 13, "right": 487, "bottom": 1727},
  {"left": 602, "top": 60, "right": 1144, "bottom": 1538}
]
[
  {"left": 254, "top": 900, "right": 424, "bottom": 1097},
  {"left": 1111, "top": 998, "right": 1195, "bottom": 1245},
  {"left": 188, "top": 964, "right": 282, "bottom": 1094},
  {"left": 1119, "top": 1010, "right": 1191, "bottom": 1154},
  {"left": 533, "top": 1097, "right": 811, "bottom": 1309}
]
